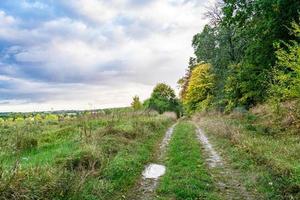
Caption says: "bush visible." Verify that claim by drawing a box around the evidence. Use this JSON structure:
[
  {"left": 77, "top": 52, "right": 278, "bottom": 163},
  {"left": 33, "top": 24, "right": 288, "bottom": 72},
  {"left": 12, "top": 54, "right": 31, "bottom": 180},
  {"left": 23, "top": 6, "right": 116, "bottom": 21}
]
[
  {"left": 270, "top": 22, "right": 300, "bottom": 101},
  {"left": 60, "top": 146, "right": 104, "bottom": 173},
  {"left": 16, "top": 136, "right": 38, "bottom": 151},
  {"left": 147, "top": 83, "right": 182, "bottom": 116}
]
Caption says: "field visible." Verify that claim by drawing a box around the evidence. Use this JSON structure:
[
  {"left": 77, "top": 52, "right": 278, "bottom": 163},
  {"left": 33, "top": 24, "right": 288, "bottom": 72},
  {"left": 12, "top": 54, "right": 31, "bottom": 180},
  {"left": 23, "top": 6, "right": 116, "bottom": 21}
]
[
  {"left": 0, "top": 109, "right": 174, "bottom": 199},
  {"left": 1, "top": 107, "right": 300, "bottom": 200},
  {"left": 1, "top": 0, "right": 299, "bottom": 199}
]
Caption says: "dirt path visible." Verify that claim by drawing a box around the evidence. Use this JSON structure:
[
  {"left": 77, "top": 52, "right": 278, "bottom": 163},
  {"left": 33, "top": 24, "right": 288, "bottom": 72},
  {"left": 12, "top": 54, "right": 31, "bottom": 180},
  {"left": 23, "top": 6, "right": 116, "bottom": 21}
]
[
  {"left": 195, "top": 124, "right": 257, "bottom": 200},
  {"left": 127, "top": 124, "right": 176, "bottom": 200}
]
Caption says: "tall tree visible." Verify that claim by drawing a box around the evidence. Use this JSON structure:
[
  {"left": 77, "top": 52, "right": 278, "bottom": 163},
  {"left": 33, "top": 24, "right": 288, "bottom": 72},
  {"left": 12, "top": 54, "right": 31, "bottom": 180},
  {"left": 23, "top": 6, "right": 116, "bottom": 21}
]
[
  {"left": 180, "top": 0, "right": 300, "bottom": 113},
  {"left": 222, "top": 0, "right": 300, "bottom": 106},
  {"left": 148, "top": 83, "right": 181, "bottom": 116},
  {"left": 183, "top": 63, "right": 215, "bottom": 113}
]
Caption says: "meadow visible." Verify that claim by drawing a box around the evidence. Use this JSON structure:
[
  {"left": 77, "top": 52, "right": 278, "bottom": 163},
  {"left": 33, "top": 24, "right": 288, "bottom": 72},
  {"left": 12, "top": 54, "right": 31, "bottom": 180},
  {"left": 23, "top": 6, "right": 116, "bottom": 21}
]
[
  {"left": 0, "top": 109, "right": 174, "bottom": 200},
  {"left": 0, "top": 0, "right": 299, "bottom": 199},
  {"left": 1, "top": 105, "right": 299, "bottom": 200}
]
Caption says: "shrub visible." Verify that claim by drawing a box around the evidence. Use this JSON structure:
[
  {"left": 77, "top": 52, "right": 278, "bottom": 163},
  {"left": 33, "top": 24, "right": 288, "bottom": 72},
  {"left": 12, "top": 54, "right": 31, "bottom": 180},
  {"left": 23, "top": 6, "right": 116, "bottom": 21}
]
[
  {"left": 15, "top": 136, "right": 38, "bottom": 151},
  {"left": 58, "top": 145, "right": 105, "bottom": 174},
  {"left": 131, "top": 95, "right": 142, "bottom": 111},
  {"left": 270, "top": 22, "right": 300, "bottom": 101},
  {"left": 147, "top": 83, "right": 182, "bottom": 116}
]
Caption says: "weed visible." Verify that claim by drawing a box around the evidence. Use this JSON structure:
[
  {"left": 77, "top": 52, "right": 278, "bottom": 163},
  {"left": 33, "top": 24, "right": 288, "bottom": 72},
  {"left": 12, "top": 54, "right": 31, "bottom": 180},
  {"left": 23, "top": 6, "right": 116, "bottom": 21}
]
[
  {"left": 15, "top": 136, "right": 38, "bottom": 152},
  {"left": 0, "top": 111, "right": 173, "bottom": 199}
]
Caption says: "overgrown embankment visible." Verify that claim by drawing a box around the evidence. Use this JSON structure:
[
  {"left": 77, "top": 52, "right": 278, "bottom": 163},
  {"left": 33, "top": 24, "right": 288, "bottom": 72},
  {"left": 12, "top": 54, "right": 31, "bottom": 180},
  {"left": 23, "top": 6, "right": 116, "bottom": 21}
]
[
  {"left": 194, "top": 104, "right": 300, "bottom": 200},
  {"left": 0, "top": 111, "right": 174, "bottom": 200},
  {"left": 156, "top": 121, "right": 218, "bottom": 200}
]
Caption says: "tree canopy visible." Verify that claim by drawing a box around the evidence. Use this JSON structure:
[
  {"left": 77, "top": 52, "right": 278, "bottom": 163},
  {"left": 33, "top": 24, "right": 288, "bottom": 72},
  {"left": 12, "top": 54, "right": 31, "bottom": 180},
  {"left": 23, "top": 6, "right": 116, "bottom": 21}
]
[
  {"left": 179, "top": 0, "right": 300, "bottom": 113},
  {"left": 148, "top": 83, "right": 181, "bottom": 116},
  {"left": 131, "top": 95, "right": 142, "bottom": 111},
  {"left": 183, "top": 63, "right": 215, "bottom": 113}
]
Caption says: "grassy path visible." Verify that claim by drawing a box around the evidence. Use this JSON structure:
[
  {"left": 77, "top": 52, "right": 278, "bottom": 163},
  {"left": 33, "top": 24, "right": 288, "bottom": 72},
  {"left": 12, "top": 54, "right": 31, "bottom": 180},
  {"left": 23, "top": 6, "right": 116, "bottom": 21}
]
[
  {"left": 126, "top": 124, "right": 176, "bottom": 200},
  {"left": 156, "top": 121, "right": 218, "bottom": 200},
  {"left": 195, "top": 124, "right": 258, "bottom": 200},
  {"left": 122, "top": 118, "right": 274, "bottom": 200}
]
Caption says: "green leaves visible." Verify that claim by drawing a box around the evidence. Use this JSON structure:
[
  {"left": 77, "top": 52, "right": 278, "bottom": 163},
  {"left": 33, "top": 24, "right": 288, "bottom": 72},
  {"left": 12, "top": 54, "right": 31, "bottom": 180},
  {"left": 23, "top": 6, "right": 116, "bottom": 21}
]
[
  {"left": 131, "top": 96, "right": 142, "bottom": 111},
  {"left": 179, "top": 0, "right": 300, "bottom": 113},
  {"left": 147, "top": 83, "right": 181, "bottom": 116},
  {"left": 270, "top": 22, "right": 300, "bottom": 101}
]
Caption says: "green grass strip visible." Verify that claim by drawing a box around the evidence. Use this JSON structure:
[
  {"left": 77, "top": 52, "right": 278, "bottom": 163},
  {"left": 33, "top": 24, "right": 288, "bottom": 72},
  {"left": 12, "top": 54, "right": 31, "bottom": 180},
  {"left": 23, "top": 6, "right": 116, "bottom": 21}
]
[{"left": 157, "top": 121, "right": 218, "bottom": 200}]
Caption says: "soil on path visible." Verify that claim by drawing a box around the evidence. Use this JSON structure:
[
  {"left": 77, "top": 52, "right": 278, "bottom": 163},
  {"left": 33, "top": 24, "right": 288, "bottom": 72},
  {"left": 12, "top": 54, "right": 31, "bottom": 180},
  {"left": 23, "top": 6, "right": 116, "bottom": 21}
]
[
  {"left": 195, "top": 123, "right": 260, "bottom": 200},
  {"left": 126, "top": 124, "right": 176, "bottom": 200}
]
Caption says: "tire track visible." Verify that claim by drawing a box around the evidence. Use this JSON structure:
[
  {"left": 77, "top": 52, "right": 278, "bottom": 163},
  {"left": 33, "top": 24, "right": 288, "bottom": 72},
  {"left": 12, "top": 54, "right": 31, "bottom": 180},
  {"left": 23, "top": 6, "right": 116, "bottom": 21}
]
[
  {"left": 128, "top": 124, "right": 176, "bottom": 200},
  {"left": 195, "top": 124, "right": 255, "bottom": 200}
]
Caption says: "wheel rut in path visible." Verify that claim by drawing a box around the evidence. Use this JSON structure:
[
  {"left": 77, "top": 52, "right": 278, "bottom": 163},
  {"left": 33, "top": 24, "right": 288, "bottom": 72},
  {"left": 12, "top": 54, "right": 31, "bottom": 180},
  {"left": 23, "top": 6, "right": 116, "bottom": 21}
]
[
  {"left": 195, "top": 124, "right": 257, "bottom": 200},
  {"left": 128, "top": 124, "right": 176, "bottom": 200}
]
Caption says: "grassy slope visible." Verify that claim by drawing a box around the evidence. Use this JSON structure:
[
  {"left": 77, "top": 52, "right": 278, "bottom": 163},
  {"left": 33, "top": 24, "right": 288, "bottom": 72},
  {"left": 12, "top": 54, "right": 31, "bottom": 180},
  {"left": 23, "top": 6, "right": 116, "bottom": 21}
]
[
  {"left": 196, "top": 112, "right": 300, "bottom": 200},
  {"left": 0, "top": 113, "right": 173, "bottom": 200},
  {"left": 157, "top": 121, "right": 218, "bottom": 200}
]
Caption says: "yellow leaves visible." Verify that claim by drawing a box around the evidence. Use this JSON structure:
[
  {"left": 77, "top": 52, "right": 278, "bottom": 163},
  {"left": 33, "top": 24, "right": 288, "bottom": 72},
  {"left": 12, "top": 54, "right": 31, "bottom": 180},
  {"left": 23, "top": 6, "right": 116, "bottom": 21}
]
[
  {"left": 183, "top": 63, "right": 215, "bottom": 113},
  {"left": 272, "top": 22, "right": 300, "bottom": 100},
  {"left": 131, "top": 95, "right": 142, "bottom": 111}
]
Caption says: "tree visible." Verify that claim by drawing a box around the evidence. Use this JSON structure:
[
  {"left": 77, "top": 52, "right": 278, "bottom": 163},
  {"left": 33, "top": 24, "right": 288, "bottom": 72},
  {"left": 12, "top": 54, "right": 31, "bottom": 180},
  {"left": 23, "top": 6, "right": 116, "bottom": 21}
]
[
  {"left": 270, "top": 22, "right": 300, "bottom": 101},
  {"left": 180, "top": 0, "right": 300, "bottom": 113},
  {"left": 45, "top": 114, "right": 58, "bottom": 121},
  {"left": 192, "top": 3, "right": 243, "bottom": 110},
  {"left": 222, "top": 0, "right": 300, "bottom": 104},
  {"left": 34, "top": 114, "right": 43, "bottom": 122},
  {"left": 182, "top": 63, "right": 215, "bottom": 113},
  {"left": 143, "top": 98, "right": 150, "bottom": 108},
  {"left": 192, "top": 25, "right": 217, "bottom": 63},
  {"left": 131, "top": 95, "right": 142, "bottom": 111},
  {"left": 148, "top": 83, "right": 181, "bottom": 116},
  {"left": 178, "top": 57, "right": 197, "bottom": 100}
]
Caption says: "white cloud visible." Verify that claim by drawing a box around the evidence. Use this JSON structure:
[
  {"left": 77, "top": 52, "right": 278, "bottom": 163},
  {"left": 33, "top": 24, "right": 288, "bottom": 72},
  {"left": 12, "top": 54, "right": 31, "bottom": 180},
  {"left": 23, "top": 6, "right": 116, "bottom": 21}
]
[
  {"left": 0, "top": 10, "right": 16, "bottom": 25},
  {"left": 0, "top": 0, "right": 217, "bottom": 112},
  {"left": 0, "top": 74, "right": 152, "bottom": 112},
  {"left": 64, "top": 0, "right": 119, "bottom": 24}
]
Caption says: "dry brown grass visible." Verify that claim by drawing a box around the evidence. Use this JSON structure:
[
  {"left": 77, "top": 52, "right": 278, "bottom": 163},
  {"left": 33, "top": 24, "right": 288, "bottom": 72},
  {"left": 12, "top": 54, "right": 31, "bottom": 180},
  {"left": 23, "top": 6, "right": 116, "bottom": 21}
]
[
  {"left": 250, "top": 100, "right": 300, "bottom": 135},
  {"left": 193, "top": 112, "right": 242, "bottom": 145},
  {"left": 193, "top": 110, "right": 300, "bottom": 199}
]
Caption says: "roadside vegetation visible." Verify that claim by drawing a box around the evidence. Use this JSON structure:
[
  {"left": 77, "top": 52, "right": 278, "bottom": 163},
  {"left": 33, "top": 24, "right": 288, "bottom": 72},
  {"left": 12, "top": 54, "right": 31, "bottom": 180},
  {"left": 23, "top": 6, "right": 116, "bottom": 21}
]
[
  {"left": 194, "top": 109, "right": 300, "bottom": 199},
  {"left": 176, "top": 1, "right": 300, "bottom": 199},
  {"left": 178, "top": 1, "right": 300, "bottom": 114},
  {"left": 157, "top": 121, "right": 218, "bottom": 200},
  {"left": 0, "top": 109, "right": 174, "bottom": 199}
]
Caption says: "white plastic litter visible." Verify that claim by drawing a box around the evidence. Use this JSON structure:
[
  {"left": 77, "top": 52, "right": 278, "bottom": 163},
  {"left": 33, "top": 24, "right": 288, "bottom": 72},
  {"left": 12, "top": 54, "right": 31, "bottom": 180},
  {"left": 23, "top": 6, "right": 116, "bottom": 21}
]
[{"left": 142, "top": 163, "right": 166, "bottom": 179}]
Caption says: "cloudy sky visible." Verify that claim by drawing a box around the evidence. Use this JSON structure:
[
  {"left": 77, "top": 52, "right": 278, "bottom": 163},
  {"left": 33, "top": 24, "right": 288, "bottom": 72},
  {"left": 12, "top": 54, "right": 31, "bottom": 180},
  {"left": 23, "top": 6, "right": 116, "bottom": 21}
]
[{"left": 0, "top": 0, "right": 214, "bottom": 112}]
